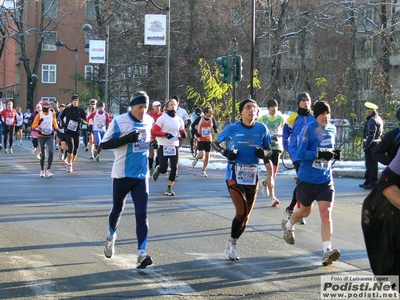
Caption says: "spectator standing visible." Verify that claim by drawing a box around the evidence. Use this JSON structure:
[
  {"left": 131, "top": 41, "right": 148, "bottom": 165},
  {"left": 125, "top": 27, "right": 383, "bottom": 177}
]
[
  {"left": 29, "top": 104, "right": 42, "bottom": 159},
  {"left": 151, "top": 98, "right": 186, "bottom": 196},
  {"left": 31, "top": 99, "right": 58, "bottom": 177},
  {"left": 258, "top": 99, "right": 285, "bottom": 207},
  {"left": 212, "top": 98, "right": 272, "bottom": 261},
  {"left": 281, "top": 101, "right": 341, "bottom": 266},
  {"left": 1, "top": 100, "right": 17, "bottom": 153},
  {"left": 189, "top": 107, "right": 202, "bottom": 154},
  {"left": 100, "top": 91, "right": 154, "bottom": 269},
  {"left": 282, "top": 92, "right": 315, "bottom": 224},
  {"left": 191, "top": 106, "right": 218, "bottom": 177},
  {"left": 87, "top": 102, "right": 111, "bottom": 162},
  {"left": 359, "top": 102, "right": 383, "bottom": 189}
]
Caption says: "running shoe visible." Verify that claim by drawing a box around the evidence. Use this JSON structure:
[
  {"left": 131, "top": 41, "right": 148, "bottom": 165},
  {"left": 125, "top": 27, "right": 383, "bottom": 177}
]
[
  {"left": 104, "top": 236, "right": 116, "bottom": 258},
  {"left": 9, "top": 148, "right": 13, "bottom": 154},
  {"left": 284, "top": 206, "right": 293, "bottom": 218},
  {"left": 262, "top": 180, "right": 269, "bottom": 197},
  {"left": 90, "top": 156, "right": 94, "bottom": 160},
  {"left": 165, "top": 186, "right": 175, "bottom": 196},
  {"left": 0, "top": 144, "right": 2, "bottom": 151},
  {"left": 46, "top": 169, "right": 53, "bottom": 177},
  {"left": 40, "top": 170, "right": 45, "bottom": 177},
  {"left": 20, "top": 141, "right": 23, "bottom": 145},
  {"left": 271, "top": 198, "right": 280, "bottom": 207},
  {"left": 31, "top": 147, "right": 36, "bottom": 154},
  {"left": 36, "top": 153, "right": 41, "bottom": 160},
  {"left": 149, "top": 168, "right": 154, "bottom": 176},
  {"left": 95, "top": 155, "right": 100, "bottom": 162},
  {"left": 136, "top": 253, "right": 153, "bottom": 269},
  {"left": 192, "top": 158, "right": 198, "bottom": 168},
  {"left": 5, "top": 148, "right": 9, "bottom": 154},
  {"left": 85, "top": 147, "right": 89, "bottom": 152},
  {"left": 225, "top": 239, "right": 240, "bottom": 261},
  {"left": 152, "top": 166, "right": 160, "bottom": 181},
  {"left": 67, "top": 164, "right": 73, "bottom": 173},
  {"left": 297, "top": 218, "right": 306, "bottom": 225},
  {"left": 281, "top": 219, "right": 295, "bottom": 245},
  {"left": 200, "top": 170, "right": 208, "bottom": 177},
  {"left": 322, "top": 248, "right": 341, "bottom": 266}
]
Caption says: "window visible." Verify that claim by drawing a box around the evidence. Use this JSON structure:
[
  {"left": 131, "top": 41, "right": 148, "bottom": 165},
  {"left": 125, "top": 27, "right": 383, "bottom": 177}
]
[
  {"left": 86, "top": 0, "right": 97, "bottom": 20},
  {"left": 41, "top": 97, "right": 56, "bottom": 104},
  {"left": 42, "top": 31, "right": 57, "bottom": 51},
  {"left": 44, "top": 0, "right": 58, "bottom": 19},
  {"left": 356, "top": 37, "right": 376, "bottom": 58},
  {"left": 42, "top": 64, "right": 57, "bottom": 84},
  {"left": 85, "top": 65, "right": 98, "bottom": 79}
]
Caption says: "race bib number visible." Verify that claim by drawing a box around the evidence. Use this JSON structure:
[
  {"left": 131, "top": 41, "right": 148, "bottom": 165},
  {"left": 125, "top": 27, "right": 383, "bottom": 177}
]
[
  {"left": 96, "top": 123, "right": 104, "bottom": 130},
  {"left": 312, "top": 159, "right": 332, "bottom": 170},
  {"left": 41, "top": 127, "right": 53, "bottom": 135},
  {"left": 201, "top": 127, "right": 211, "bottom": 137},
  {"left": 67, "top": 120, "right": 78, "bottom": 132},
  {"left": 163, "top": 146, "right": 176, "bottom": 156},
  {"left": 235, "top": 164, "right": 257, "bottom": 185},
  {"left": 6, "top": 117, "right": 14, "bottom": 126},
  {"left": 132, "top": 130, "right": 149, "bottom": 152}
]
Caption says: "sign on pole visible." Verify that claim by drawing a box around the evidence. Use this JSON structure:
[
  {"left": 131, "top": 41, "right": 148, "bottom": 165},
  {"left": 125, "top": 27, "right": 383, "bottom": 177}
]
[
  {"left": 88, "top": 40, "right": 106, "bottom": 64},
  {"left": 144, "top": 14, "right": 166, "bottom": 46}
]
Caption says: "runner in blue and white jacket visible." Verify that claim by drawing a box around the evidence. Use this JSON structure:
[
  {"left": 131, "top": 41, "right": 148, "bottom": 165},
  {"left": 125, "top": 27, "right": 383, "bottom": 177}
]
[
  {"left": 281, "top": 101, "right": 342, "bottom": 266},
  {"left": 100, "top": 91, "right": 154, "bottom": 269}
]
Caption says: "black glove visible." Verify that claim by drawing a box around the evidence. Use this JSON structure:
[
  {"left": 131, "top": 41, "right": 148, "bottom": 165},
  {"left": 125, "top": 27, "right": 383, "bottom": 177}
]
[
  {"left": 195, "top": 133, "right": 201, "bottom": 137},
  {"left": 317, "top": 150, "right": 335, "bottom": 161},
  {"left": 77, "top": 118, "right": 84, "bottom": 123},
  {"left": 125, "top": 131, "right": 140, "bottom": 143},
  {"left": 223, "top": 149, "right": 238, "bottom": 161},
  {"left": 254, "top": 147, "right": 265, "bottom": 159},
  {"left": 150, "top": 140, "right": 158, "bottom": 149},
  {"left": 333, "top": 149, "right": 341, "bottom": 160},
  {"left": 39, "top": 118, "right": 43, "bottom": 125},
  {"left": 165, "top": 133, "right": 174, "bottom": 139}
]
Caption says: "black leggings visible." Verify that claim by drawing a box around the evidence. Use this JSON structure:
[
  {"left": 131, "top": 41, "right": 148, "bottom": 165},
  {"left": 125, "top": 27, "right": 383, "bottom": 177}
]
[
  {"left": 3, "top": 125, "right": 14, "bottom": 148},
  {"left": 226, "top": 179, "right": 259, "bottom": 239},
  {"left": 65, "top": 132, "right": 80, "bottom": 155},
  {"left": 156, "top": 145, "right": 179, "bottom": 182}
]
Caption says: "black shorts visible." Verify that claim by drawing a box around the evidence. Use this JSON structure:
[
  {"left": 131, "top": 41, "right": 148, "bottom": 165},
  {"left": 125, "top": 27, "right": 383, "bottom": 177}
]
[
  {"left": 58, "top": 132, "right": 66, "bottom": 142},
  {"left": 15, "top": 125, "right": 23, "bottom": 131},
  {"left": 297, "top": 179, "right": 335, "bottom": 207},
  {"left": 197, "top": 141, "right": 211, "bottom": 152},
  {"left": 270, "top": 149, "right": 282, "bottom": 166}
]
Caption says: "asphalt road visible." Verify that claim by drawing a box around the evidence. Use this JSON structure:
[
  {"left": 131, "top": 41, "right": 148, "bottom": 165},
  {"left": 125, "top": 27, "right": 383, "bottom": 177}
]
[{"left": 0, "top": 142, "right": 375, "bottom": 299}]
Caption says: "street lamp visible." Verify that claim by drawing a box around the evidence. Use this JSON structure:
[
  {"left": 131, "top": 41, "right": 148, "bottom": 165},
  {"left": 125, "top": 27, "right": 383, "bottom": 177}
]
[
  {"left": 135, "top": 0, "right": 170, "bottom": 101},
  {"left": 18, "top": 56, "right": 37, "bottom": 111},
  {"left": 55, "top": 41, "right": 78, "bottom": 92},
  {"left": 82, "top": 24, "right": 109, "bottom": 109}
]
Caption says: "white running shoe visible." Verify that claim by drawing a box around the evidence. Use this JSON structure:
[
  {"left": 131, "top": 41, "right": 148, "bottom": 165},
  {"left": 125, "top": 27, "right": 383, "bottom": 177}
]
[
  {"left": 271, "top": 198, "right": 280, "bottom": 207},
  {"left": 5, "top": 148, "right": 9, "bottom": 154},
  {"left": 225, "top": 239, "right": 240, "bottom": 261},
  {"left": 31, "top": 147, "right": 36, "bottom": 154},
  {"left": 46, "top": 169, "right": 53, "bottom": 177},
  {"left": 36, "top": 153, "right": 41, "bottom": 160},
  {"left": 165, "top": 186, "right": 175, "bottom": 196},
  {"left": 9, "top": 148, "right": 13, "bottom": 154},
  {"left": 192, "top": 158, "right": 198, "bottom": 168},
  {"left": 136, "top": 253, "right": 153, "bottom": 269},
  {"left": 200, "top": 170, "right": 208, "bottom": 177},
  {"left": 40, "top": 170, "right": 45, "bottom": 177},
  {"left": 322, "top": 248, "right": 341, "bottom": 266},
  {"left": 104, "top": 236, "right": 116, "bottom": 258},
  {"left": 67, "top": 164, "right": 73, "bottom": 172},
  {"left": 281, "top": 219, "right": 295, "bottom": 245}
]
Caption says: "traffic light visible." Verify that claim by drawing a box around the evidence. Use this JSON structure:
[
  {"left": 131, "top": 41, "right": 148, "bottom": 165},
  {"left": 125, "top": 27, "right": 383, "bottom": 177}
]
[
  {"left": 235, "top": 55, "right": 243, "bottom": 82},
  {"left": 216, "top": 56, "right": 232, "bottom": 83}
]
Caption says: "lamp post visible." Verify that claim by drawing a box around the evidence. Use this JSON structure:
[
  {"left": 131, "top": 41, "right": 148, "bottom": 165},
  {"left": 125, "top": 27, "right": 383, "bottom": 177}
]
[
  {"left": 18, "top": 56, "right": 37, "bottom": 111},
  {"left": 82, "top": 24, "right": 109, "bottom": 109},
  {"left": 135, "top": 0, "right": 170, "bottom": 101},
  {"left": 55, "top": 41, "right": 78, "bottom": 92}
]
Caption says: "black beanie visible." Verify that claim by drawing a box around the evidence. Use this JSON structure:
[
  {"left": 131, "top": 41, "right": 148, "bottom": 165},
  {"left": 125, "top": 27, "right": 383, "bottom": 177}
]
[
  {"left": 130, "top": 94, "right": 149, "bottom": 107},
  {"left": 313, "top": 101, "right": 331, "bottom": 118},
  {"left": 297, "top": 92, "right": 311, "bottom": 106},
  {"left": 267, "top": 99, "right": 278, "bottom": 108},
  {"left": 239, "top": 98, "right": 257, "bottom": 112}
]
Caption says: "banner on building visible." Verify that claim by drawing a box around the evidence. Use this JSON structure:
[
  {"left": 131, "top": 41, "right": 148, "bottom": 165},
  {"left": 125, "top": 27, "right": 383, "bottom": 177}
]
[
  {"left": 144, "top": 14, "right": 166, "bottom": 46},
  {"left": 89, "top": 40, "right": 106, "bottom": 64}
]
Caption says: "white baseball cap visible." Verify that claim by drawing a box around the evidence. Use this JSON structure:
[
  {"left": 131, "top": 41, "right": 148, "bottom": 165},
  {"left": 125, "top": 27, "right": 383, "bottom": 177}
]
[{"left": 152, "top": 101, "right": 161, "bottom": 106}]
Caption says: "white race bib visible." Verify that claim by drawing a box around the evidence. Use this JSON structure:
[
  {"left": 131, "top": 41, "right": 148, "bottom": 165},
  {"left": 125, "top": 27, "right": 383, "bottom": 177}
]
[
  {"left": 67, "top": 120, "right": 78, "bottom": 132},
  {"left": 235, "top": 164, "right": 257, "bottom": 185},
  {"left": 163, "top": 146, "right": 176, "bottom": 156}
]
